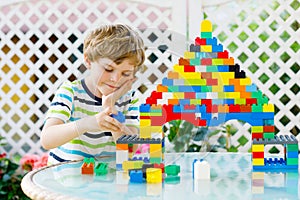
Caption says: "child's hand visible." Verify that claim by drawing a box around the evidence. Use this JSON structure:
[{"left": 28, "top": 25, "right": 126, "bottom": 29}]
[
  {"left": 93, "top": 107, "right": 125, "bottom": 133},
  {"left": 102, "top": 77, "right": 137, "bottom": 108}
]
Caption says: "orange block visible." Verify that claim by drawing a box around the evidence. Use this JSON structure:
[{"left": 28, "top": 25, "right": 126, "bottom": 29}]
[
  {"left": 235, "top": 85, "right": 246, "bottom": 92},
  {"left": 223, "top": 57, "right": 234, "bottom": 65},
  {"left": 229, "top": 78, "right": 240, "bottom": 86},
  {"left": 157, "top": 84, "right": 168, "bottom": 92},
  {"left": 168, "top": 99, "right": 179, "bottom": 105},
  {"left": 168, "top": 71, "right": 179, "bottom": 79},
  {"left": 218, "top": 105, "right": 229, "bottom": 113},
  {"left": 240, "top": 92, "right": 251, "bottom": 98},
  {"left": 240, "top": 105, "right": 252, "bottom": 112},
  {"left": 116, "top": 144, "right": 128, "bottom": 150}
]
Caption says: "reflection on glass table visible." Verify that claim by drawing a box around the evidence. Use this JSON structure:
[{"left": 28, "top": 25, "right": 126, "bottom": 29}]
[{"left": 21, "top": 153, "right": 299, "bottom": 200}]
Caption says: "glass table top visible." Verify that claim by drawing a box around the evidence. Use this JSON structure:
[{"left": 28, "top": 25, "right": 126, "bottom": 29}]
[{"left": 29, "top": 153, "right": 299, "bottom": 200}]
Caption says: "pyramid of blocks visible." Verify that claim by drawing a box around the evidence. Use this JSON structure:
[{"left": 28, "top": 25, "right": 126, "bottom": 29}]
[{"left": 116, "top": 20, "right": 298, "bottom": 173}]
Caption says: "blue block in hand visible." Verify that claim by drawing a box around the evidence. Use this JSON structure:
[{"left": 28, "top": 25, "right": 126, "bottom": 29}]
[{"left": 110, "top": 111, "right": 125, "bottom": 123}]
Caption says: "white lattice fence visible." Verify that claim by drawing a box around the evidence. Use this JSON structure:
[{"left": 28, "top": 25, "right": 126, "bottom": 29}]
[
  {"left": 0, "top": 0, "right": 175, "bottom": 157},
  {"left": 198, "top": 0, "right": 299, "bottom": 151}
]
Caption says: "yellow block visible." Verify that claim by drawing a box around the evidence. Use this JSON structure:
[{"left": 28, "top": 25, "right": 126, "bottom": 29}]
[
  {"left": 174, "top": 64, "right": 184, "bottom": 73},
  {"left": 212, "top": 85, "right": 224, "bottom": 92},
  {"left": 240, "top": 77, "right": 251, "bottom": 85},
  {"left": 150, "top": 151, "right": 162, "bottom": 157},
  {"left": 252, "top": 158, "right": 264, "bottom": 166},
  {"left": 140, "top": 126, "right": 151, "bottom": 138},
  {"left": 190, "top": 99, "right": 201, "bottom": 105},
  {"left": 252, "top": 126, "right": 263, "bottom": 132},
  {"left": 146, "top": 168, "right": 162, "bottom": 183},
  {"left": 212, "top": 72, "right": 234, "bottom": 85},
  {"left": 201, "top": 20, "right": 212, "bottom": 32},
  {"left": 218, "top": 92, "right": 226, "bottom": 98},
  {"left": 252, "top": 144, "right": 264, "bottom": 152},
  {"left": 225, "top": 92, "right": 240, "bottom": 99},
  {"left": 181, "top": 72, "right": 201, "bottom": 79},
  {"left": 150, "top": 144, "right": 162, "bottom": 153},
  {"left": 123, "top": 161, "right": 144, "bottom": 171},
  {"left": 140, "top": 119, "right": 151, "bottom": 126},
  {"left": 184, "top": 51, "right": 195, "bottom": 59},
  {"left": 200, "top": 45, "right": 212, "bottom": 52},
  {"left": 151, "top": 126, "right": 162, "bottom": 133},
  {"left": 173, "top": 92, "right": 185, "bottom": 99},
  {"left": 263, "top": 104, "right": 274, "bottom": 112}
]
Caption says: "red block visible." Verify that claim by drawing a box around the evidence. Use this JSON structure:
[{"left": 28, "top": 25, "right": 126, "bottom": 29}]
[
  {"left": 184, "top": 92, "right": 196, "bottom": 99},
  {"left": 252, "top": 152, "right": 264, "bottom": 158},
  {"left": 179, "top": 58, "right": 190, "bottom": 65},
  {"left": 151, "top": 91, "right": 162, "bottom": 99},
  {"left": 151, "top": 116, "right": 166, "bottom": 126},
  {"left": 146, "top": 98, "right": 157, "bottom": 105},
  {"left": 217, "top": 50, "right": 229, "bottom": 58},
  {"left": 154, "top": 163, "right": 165, "bottom": 173},
  {"left": 206, "top": 79, "right": 218, "bottom": 85},
  {"left": 252, "top": 133, "right": 263, "bottom": 139},
  {"left": 212, "top": 105, "right": 218, "bottom": 113},
  {"left": 140, "top": 116, "right": 150, "bottom": 119},
  {"left": 184, "top": 65, "right": 195, "bottom": 72},
  {"left": 184, "top": 104, "right": 196, "bottom": 111},
  {"left": 197, "top": 119, "right": 207, "bottom": 126},
  {"left": 246, "top": 98, "right": 257, "bottom": 105},
  {"left": 263, "top": 126, "right": 275, "bottom": 133},
  {"left": 201, "top": 99, "right": 212, "bottom": 105},
  {"left": 201, "top": 58, "right": 212, "bottom": 65},
  {"left": 195, "top": 37, "right": 206, "bottom": 45},
  {"left": 229, "top": 105, "right": 241, "bottom": 113}
]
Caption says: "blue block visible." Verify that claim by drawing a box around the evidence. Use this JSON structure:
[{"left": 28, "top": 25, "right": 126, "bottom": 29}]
[
  {"left": 130, "top": 170, "right": 144, "bottom": 183},
  {"left": 116, "top": 164, "right": 122, "bottom": 170},
  {"left": 162, "top": 78, "right": 173, "bottom": 86},
  {"left": 195, "top": 52, "right": 206, "bottom": 59},
  {"left": 110, "top": 111, "right": 125, "bottom": 123},
  {"left": 206, "top": 37, "right": 217, "bottom": 45},
  {"left": 212, "top": 99, "right": 225, "bottom": 105},
  {"left": 196, "top": 105, "right": 206, "bottom": 113},
  {"left": 179, "top": 99, "right": 190, "bottom": 105},
  {"left": 179, "top": 86, "right": 195, "bottom": 92},
  {"left": 246, "top": 84, "right": 257, "bottom": 92},
  {"left": 224, "top": 85, "right": 234, "bottom": 92},
  {"left": 212, "top": 44, "right": 223, "bottom": 52},
  {"left": 192, "top": 86, "right": 201, "bottom": 92},
  {"left": 287, "top": 151, "right": 298, "bottom": 158},
  {"left": 217, "top": 65, "right": 229, "bottom": 72},
  {"left": 196, "top": 92, "right": 206, "bottom": 99},
  {"left": 173, "top": 105, "right": 182, "bottom": 113},
  {"left": 140, "top": 104, "right": 151, "bottom": 112},
  {"left": 224, "top": 99, "right": 234, "bottom": 105}
]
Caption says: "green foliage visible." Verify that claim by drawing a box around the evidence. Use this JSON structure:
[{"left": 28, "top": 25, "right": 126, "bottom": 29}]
[
  {"left": 0, "top": 137, "right": 30, "bottom": 200},
  {"left": 163, "top": 120, "right": 242, "bottom": 153}
]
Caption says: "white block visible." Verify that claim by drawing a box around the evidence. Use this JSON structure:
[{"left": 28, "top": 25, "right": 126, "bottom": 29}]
[
  {"left": 116, "top": 150, "right": 128, "bottom": 164},
  {"left": 194, "top": 160, "right": 210, "bottom": 180}
]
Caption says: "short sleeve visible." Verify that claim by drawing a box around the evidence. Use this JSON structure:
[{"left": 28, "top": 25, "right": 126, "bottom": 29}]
[{"left": 45, "top": 81, "right": 74, "bottom": 123}]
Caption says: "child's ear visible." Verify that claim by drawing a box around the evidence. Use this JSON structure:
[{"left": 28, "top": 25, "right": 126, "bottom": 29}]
[{"left": 84, "top": 54, "right": 91, "bottom": 69}]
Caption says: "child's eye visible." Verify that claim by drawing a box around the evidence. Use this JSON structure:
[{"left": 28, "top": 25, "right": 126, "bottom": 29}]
[
  {"left": 104, "top": 68, "right": 113, "bottom": 72},
  {"left": 122, "top": 73, "right": 132, "bottom": 77}
]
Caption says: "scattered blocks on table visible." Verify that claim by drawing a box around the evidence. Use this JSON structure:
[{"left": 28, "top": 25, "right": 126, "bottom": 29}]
[{"left": 81, "top": 157, "right": 95, "bottom": 175}]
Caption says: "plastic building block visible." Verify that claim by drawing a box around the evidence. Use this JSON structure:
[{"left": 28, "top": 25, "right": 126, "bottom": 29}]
[
  {"left": 129, "top": 170, "right": 144, "bottom": 183},
  {"left": 117, "top": 135, "right": 161, "bottom": 144},
  {"left": 95, "top": 163, "right": 108, "bottom": 176},
  {"left": 193, "top": 159, "right": 210, "bottom": 180},
  {"left": 165, "top": 165, "right": 180, "bottom": 176},
  {"left": 81, "top": 158, "right": 95, "bottom": 175},
  {"left": 146, "top": 168, "right": 162, "bottom": 183},
  {"left": 110, "top": 111, "right": 125, "bottom": 123}
]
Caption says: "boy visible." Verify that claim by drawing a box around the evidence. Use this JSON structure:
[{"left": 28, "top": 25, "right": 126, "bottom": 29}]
[{"left": 41, "top": 24, "right": 145, "bottom": 165}]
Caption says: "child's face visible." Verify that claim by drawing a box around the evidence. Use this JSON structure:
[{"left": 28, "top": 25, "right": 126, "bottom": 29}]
[{"left": 89, "top": 57, "right": 135, "bottom": 96}]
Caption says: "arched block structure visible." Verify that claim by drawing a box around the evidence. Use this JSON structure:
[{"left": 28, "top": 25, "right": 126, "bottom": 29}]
[{"left": 116, "top": 20, "right": 298, "bottom": 172}]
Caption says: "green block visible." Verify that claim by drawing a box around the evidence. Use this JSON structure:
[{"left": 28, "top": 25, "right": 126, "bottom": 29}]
[
  {"left": 165, "top": 165, "right": 180, "bottom": 176},
  {"left": 206, "top": 66, "right": 218, "bottom": 72},
  {"left": 287, "top": 144, "right": 298, "bottom": 151},
  {"left": 185, "top": 79, "right": 206, "bottom": 85},
  {"left": 263, "top": 132, "right": 274, "bottom": 139},
  {"left": 235, "top": 98, "right": 246, "bottom": 105},
  {"left": 251, "top": 91, "right": 263, "bottom": 99},
  {"left": 252, "top": 105, "right": 263, "bottom": 112},
  {"left": 212, "top": 59, "right": 223, "bottom": 65},
  {"left": 95, "top": 163, "right": 108, "bottom": 176},
  {"left": 201, "top": 86, "right": 212, "bottom": 92},
  {"left": 149, "top": 112, "right": 162, "bottom": 116},
  {"left": 150, "top": 157, "right": 162, "bottom": 164},
  {"left": 201, "top": 32, "right": 212, "bottom": 39},
  {"left": 168, "top": 86, "right": 179, "bottom": 92},
  {"left": 286, "top": 158, "right": 298, "bottom": 165},
  {"left": 190, "top": 58, "right": 200, "bottom": 65}
]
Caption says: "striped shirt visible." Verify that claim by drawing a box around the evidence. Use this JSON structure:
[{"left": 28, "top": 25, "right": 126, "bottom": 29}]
[{"left": 45, "top": 79, "right": 139, "bottom": 165}]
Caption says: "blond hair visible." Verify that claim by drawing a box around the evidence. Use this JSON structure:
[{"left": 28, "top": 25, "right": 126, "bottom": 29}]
[{"left": 84, "top": 24, "right": 145, "bottom": 69}]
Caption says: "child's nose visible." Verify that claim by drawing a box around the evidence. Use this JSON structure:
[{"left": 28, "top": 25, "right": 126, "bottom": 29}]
[{"left": 111, "top": 72, "right": 121, "bottom": 82}]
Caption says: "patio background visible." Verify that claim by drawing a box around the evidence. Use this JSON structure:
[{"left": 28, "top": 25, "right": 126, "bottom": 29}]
[{"left": 0, "top": 0, "right": 299, "bottom": 157}]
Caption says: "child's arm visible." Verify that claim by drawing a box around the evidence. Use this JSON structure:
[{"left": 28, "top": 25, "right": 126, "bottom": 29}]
[{"left": 41, "top": 107, "right": 125, "bottom": 150}]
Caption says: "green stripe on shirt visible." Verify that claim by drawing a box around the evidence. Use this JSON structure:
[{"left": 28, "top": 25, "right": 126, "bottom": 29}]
[{"left": 70, "top": 139, "right": 115, "bottom": 149}]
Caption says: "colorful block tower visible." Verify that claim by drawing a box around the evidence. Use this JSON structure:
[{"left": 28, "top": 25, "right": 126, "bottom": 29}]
[{"left": 116, "top": 19, "right": 298, "bottom": 173}]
